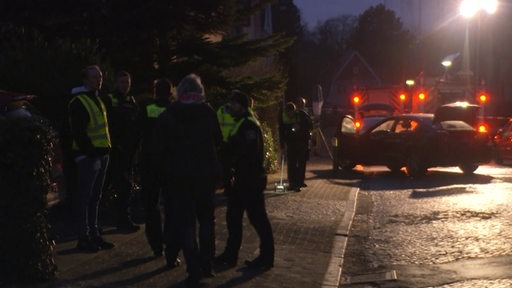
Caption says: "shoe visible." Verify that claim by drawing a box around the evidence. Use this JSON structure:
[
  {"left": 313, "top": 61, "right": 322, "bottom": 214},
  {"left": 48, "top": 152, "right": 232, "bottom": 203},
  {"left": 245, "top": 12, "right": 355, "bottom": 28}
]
[
  {"left": 244, "top": 256, "right": 273, "bottom": 270},
  {"left": 92, "top": 236, "right": 115, "bottom": 250},
  {"left": 293, "top": 186, "right": 301, "bottom": 192},
  {"left": 166, "top": 257, "right": 181, "bottom": 269},
  {"left": 215, "top": 252, "right": 237, "bottom": 267},
  {"left": 301, "top": 183, "right": 307, "bottom": 188},
  {"left": 117, "top": 220, "right": 140, "bottom": 233},
  {"left": 76, "top": 236, "right": 99, "bottom": 253}
]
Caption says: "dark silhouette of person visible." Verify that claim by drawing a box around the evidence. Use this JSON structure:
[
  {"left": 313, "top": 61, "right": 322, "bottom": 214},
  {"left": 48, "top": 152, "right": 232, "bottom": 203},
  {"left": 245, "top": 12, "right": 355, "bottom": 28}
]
[
  {"left": 104, "top": 71, "right": 140, "bottom": 232},
  {"left": 278, "top": 100, "right": 312, "bottom": 191},
  {"left": 153, "top": 74, "right": 222, "bottom": 287},
  {"left": 216, "top": 90, "right": 274, "bottom": 270},
  {"left": 138, "top": 78, "right": 173, "bottom": 256}
]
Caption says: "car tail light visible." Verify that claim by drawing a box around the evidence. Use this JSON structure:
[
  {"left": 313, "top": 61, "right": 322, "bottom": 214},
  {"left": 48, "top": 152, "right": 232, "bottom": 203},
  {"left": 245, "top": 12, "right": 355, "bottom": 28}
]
[
  {"left": 477, "top": 123, "right": 488, "bottom": 133},
  {"left": 355, "top": 120, "right": 362, "bottom": 129}
]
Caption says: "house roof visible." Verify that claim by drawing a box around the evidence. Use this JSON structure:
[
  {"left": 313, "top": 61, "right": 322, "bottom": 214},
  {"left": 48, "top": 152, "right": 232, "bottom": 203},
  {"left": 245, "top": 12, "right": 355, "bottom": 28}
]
[{"left": 333, "top": 51, "right": 381, "bottom": 86}]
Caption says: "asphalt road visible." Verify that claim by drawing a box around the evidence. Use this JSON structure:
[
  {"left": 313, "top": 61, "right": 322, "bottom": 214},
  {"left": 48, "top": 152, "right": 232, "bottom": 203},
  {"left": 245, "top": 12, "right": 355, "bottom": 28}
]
[{"left": 341, "top": 164, "right": 512, "bottom": 288}]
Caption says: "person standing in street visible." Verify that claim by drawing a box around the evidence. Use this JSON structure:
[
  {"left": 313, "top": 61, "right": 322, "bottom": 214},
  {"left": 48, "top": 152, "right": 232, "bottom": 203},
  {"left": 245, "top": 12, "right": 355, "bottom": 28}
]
[
  {"left": 216, "top": 90, "right": 275, "bottom": 270},
  {"left": 278, "top": 100, "right": 312, "bottom": 192},
  {"left": 294, "top": 97, "right": 313, "bottom": 187},
  {"left": 216, "top": 100, "right": 236, "bottom": 197},
  {"left": 104, "top": 71, "right": 140, "bottom": 233},
  {"left": 153, "top": 73, "right": 222, "bottom": 287},
  {"left": 138, "top": 78, "right": 173, "bottom": 257},
  {"left": 68, "top": 65, "right": 115, "bottom": 252}
]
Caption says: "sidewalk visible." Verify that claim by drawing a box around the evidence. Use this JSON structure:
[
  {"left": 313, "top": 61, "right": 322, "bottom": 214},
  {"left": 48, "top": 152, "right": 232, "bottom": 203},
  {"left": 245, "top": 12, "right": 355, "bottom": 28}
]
[{"left": 40, "top": 155, "right": 359, "bottom": 288}]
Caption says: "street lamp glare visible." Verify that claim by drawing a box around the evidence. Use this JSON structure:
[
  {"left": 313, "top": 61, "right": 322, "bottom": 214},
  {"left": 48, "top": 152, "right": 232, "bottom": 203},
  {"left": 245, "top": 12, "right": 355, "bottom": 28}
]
[
  {"left": 442, "top": 60, "right": 452, "bottom": 67},
  {"left": 460, "top": 0, "right": 479, "bottom": 18},
  {"left": 460, "top": 0, "right": 498, "bottom": 17},
  {"left": 482, "top": 0, "right": 498, "bottom": 14}
]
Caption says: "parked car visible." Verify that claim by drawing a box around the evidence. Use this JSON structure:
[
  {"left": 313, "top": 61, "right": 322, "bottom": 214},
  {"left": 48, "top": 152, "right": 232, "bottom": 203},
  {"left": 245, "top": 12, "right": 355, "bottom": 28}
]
[
  {"left": 0, "top": 90, "right": 66, "bottom": 207},
  {"left": 332, "top": 102, "right": 494, "bottom": 177},
  {"left": 493, "top": 118, "right": 512, "bottom": 165}
]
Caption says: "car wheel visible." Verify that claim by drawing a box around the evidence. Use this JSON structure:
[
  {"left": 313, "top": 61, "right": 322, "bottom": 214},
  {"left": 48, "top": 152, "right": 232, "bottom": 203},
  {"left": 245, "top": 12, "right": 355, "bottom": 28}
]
[
  {"left": 332, "top": 150, "right": 339, "bottom": 172},
  {"left": 334, "top": 146, "right": 355, "bottom": 171},
  {"left": 406, "top": 153, "right": 427, "bottom": 178},
  {"left": 340, "top": 159, "right": 356, "bottom": 171},
  {"left": 459, "top": 164, "right": 478, "bottom": 175}
]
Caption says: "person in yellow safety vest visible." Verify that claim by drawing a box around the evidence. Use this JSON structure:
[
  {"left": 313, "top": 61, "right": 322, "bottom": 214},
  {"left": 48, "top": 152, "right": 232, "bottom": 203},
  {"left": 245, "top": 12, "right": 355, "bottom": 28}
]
[
  {"left": 278, "top": 100, "right": 313, "bottom": 192},
  {"left": 103, "top": 71, "right": 141, "bottom": 233},
  {"left": 217, "top": 92, "right": 258, "bottom": 193},
  {"left": 68, "top": 65, "right": 115, "bottom": 253},
  {"left": 217, "top": 103, "right": 236, "bottom": 143},
  {"left": 216, "top": 90, "right": 274, "bottom": 269},
  {"left": 217, "top": 98, "right": 236, "bottom": 198},
  {"left": 138, "top": 78, "right": 173, "bottom": 257}
]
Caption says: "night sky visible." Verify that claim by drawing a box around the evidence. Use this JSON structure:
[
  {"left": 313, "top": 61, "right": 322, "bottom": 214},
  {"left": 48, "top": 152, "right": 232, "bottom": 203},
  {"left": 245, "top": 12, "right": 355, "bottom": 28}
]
[{"left": 293, "top": 0, "right": 384, "bottom": 27}]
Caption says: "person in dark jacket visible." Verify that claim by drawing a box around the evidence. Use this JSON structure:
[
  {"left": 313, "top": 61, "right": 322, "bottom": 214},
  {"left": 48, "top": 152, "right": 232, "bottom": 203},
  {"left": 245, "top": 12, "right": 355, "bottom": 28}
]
[
  {"left": 216, "top": 90, "right": 275, "bottom": 270},
  {"left": 153, "top": 73, "right": 222, "bottom": 287},
  {"left": 139, "top": 78, "right": 173, "bottom": 257},
  {"left": 68, "top": 65, "right": 115, "bottom": 252},
  {"left": 104, "top": 71, "right": 140, "bottom": 232},
  {"left": 278, "top": 100, "right": 312, "bottom": 192}
]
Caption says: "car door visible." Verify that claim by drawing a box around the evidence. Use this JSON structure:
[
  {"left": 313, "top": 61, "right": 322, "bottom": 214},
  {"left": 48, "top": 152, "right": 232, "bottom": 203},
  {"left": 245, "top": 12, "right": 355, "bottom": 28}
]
[
  {"left": 359, "top": 118, "right": 397, "bottom": 164},
  {"left": 336, "top": 115, "right": 358, "bottom": 161}
]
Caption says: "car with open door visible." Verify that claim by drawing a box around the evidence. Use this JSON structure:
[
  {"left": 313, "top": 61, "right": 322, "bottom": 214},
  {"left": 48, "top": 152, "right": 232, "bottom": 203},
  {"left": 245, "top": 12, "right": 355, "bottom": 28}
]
[{"left": 332, "top": 102, "right": 493, "bottom": 177}]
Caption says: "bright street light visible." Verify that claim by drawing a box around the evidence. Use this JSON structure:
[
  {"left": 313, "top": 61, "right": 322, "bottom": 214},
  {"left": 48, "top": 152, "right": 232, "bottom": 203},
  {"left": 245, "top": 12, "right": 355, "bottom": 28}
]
[
  {"left": 482, "top": 0, "right": 498, "bottom": 14},
  {"left": 442, "top": 60, "right": 452, "bottom": 68},
  {"left": 460, "top": 0, "right": 498, "bottom": 18},
  {"left": 441, "top": 52, "right": 460, "bottom": 68}
]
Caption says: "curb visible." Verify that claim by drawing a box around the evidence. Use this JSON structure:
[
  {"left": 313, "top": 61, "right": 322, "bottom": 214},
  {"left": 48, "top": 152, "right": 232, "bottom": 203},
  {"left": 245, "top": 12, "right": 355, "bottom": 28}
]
[{"left": 322, "top": 186, "right": 359, "bottom": 287}]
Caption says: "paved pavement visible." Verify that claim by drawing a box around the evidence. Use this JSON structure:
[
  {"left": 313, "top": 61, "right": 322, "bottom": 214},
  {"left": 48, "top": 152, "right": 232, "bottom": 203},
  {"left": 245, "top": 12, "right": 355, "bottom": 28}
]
[{"left": 37, "top": 154, "right": 359, "bottom": 288}]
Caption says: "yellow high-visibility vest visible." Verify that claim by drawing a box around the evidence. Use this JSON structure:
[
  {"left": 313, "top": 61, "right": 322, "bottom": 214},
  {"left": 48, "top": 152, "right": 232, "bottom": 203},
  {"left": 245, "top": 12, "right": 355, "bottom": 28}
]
[
  {"left": 146, "top": 103, "right": 166, "bottom": 118},
  {"left": 70, "top": 94, "right": 111, "bottom": 149},
  {"left": 229, "top": 115, "right": 260, "bottom": 138},
  {"left": 217, "top": 105, "right": 236, "bottom": 142}
]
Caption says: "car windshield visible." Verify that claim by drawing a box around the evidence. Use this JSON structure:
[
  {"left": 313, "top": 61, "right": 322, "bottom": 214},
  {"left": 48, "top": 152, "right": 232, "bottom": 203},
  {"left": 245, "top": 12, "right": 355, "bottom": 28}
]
[{"left": 360, "top": 117, "right": 387, "bottom": 133}]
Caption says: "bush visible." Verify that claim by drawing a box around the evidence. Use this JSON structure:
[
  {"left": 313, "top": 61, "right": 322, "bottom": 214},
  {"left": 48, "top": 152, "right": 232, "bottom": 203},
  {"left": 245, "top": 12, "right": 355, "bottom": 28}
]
[
  {"left": 261, "top": 121, "right": 278, "bottom": 174},
  {"left": 0, "top": 115, "right": 57, "bottom": 284}
]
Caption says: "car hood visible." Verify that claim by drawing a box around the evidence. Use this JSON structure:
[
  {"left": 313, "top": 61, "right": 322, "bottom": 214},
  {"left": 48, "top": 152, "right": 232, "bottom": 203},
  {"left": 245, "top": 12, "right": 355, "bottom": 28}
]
[{"left": 433, "top": 102, "right": 480, "bottom": 126}]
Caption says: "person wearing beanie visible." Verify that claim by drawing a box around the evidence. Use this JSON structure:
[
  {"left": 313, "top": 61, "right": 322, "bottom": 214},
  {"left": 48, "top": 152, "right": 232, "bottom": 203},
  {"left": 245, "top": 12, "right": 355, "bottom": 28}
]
[
  {"left": 216, "top": 90, "right": 275, "bottom": 270},
  {"left": 152, "top": 73, "right": 222, "bottom": 287}
]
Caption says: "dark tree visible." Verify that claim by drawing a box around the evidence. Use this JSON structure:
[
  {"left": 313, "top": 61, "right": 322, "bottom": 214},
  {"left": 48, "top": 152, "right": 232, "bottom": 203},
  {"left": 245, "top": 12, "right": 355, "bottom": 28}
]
[
  {"left": 348, "top": 4, "right": 415, "bottom": 84},
  {"left": 0, "top": 0, "right": 293, "bottom": 110}
]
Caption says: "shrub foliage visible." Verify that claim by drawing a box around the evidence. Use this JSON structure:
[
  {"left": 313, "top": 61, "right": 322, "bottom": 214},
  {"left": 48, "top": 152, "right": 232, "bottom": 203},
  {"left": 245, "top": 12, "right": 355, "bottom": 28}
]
[{"left": 0, "top": 116, "right": 57, "bottom": 284}]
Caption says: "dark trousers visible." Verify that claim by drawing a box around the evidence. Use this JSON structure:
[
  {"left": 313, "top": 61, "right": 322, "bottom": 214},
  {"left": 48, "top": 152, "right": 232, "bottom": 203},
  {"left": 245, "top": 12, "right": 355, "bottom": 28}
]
[
  {"left": 75, "top": 154, "right": 109, "bottom": 238},
  {"left": 163, "top": 176, "right": 215, "bottom": 276},
  {"left": 108, "top": 147, "right": 136, "bottom": 223},
  {"left": 286, "top": 144, "right": 308, "bottom": 187},
  {"left": 223, "top": 176, "right": 274, "bottom": 260},
  {"left": 140, "top": 160, "right": 163, "bottom": 253}
]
